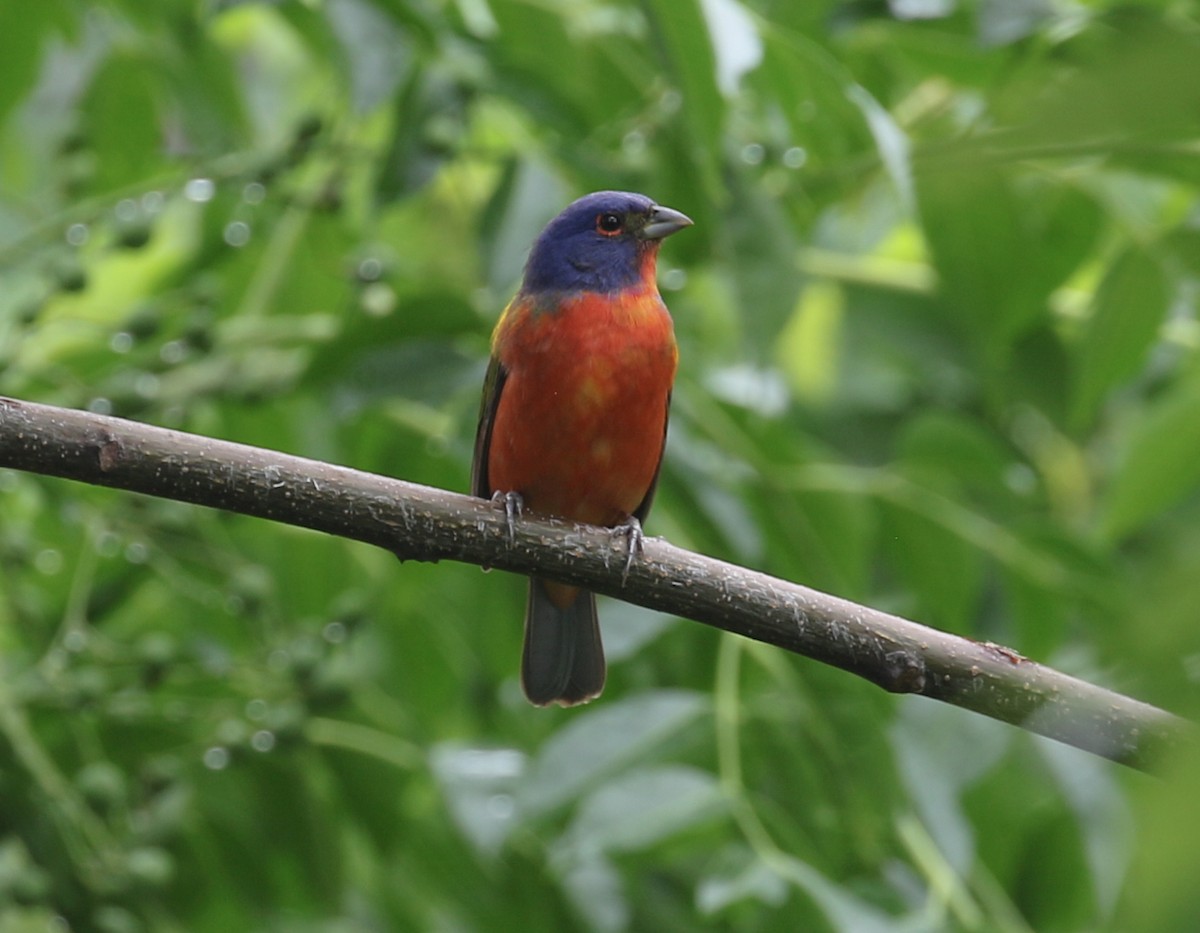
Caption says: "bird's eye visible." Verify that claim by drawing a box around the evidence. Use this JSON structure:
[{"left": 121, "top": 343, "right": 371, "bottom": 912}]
[{"left": 596, "top": 212, "right": 623, "bottom": 235}]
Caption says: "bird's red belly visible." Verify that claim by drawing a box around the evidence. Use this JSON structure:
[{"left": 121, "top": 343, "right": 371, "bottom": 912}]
[{"left": 488, "top": 292, "right": 677, "bottom": 527}]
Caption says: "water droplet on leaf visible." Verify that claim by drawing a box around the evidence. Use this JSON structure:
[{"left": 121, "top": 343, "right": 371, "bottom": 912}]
[{"left": 184, "top": 177, "right": 215, "bottom": 203}]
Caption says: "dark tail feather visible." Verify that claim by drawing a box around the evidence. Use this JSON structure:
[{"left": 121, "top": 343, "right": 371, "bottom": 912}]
[{"left": 521, "top": 579, "right": 605, "bottom": 706}]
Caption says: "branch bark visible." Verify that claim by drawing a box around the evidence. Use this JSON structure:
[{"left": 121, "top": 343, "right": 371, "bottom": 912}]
[{"left": 0, "top": 396, "right": 1190, "bottom": 771}]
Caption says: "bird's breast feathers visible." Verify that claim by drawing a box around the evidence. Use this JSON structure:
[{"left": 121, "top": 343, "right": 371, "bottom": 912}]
[
  {"left": 487, "top": 286, "right": 677, "bottom": 524},
  {"left": 494, "top": 286, "right": 677, "bottom": 381}
]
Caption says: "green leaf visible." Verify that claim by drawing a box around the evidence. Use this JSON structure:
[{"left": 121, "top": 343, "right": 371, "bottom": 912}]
[
  {"left": 847, "top": 84, "right": 912, "bottom": 209},
  {"left": 325, "top": 0, "right": 409, "bottom": 113},
  {"left": 559, "top": 853, "right": 629, "bottom": 932},
  {"left": 80, "top": 52, "right": 166, "bottom": 194},
  {"left": 645, "top": 0, "right": 724, "bottom": 195},
  {"left": 915, "top": 162, "right": 1039, "bottom": 345},
  {"left": 0, "top": 2, "right": 66, "bottom": 128},
  {"left": 721, "top": 176, "right": 804, "bottom": 356},
  {"left": 977, "top": 0, "right": 1053, "bottom": 47},
  {"left": 898, "top": 410, "right": 1016, "bottom": 499},
  {"left": 1100, "top": 375, "right": 1200, "bottom": 541},
  {"left": 749, "top": 27, "right": 873, "bottom": 173},
  {"left": 563, "top": 765, "right": 723, "bottom": 854},
  {"left": 518, "top": 690, "right": 708, "bottom": 817},
  {"left": 697, "top": 848, "right": 788, "bottom": 913},
  {"left": 431, "top": 744, "right": 526, "bottom": 855},
  {"left": 892, "top": 696, "right": 1013, "bottom": 871},
  {"left": 995, "top": 323, "right": 1074, "bottom": 426},
  {"left": 1038, "top": 740, "right": 1132, "bottom": 916},
  {"left": 1071, "top": 247, "right": 1169, "bottom": 427},
  {"left": 1013, "top": 11, "right": 1200, "bottom": 151},
  {"left": 881, "top": 498, "right": 984, "bottom": 632},
  {"left": 785, "top": 485, "right": 877, "bottom": 600}
]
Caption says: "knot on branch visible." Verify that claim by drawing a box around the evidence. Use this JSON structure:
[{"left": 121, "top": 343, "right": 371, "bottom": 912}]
[
  {"left": 96, "top": 434, "right": 123, "bottom": 472},
  {"left": 878, "top": 649, "right": 927, "bottom": 694}
]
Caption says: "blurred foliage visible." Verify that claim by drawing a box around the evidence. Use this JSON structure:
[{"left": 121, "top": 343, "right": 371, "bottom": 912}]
[{"left": 1, "top": 0, "right": 1199, "bottom": 930}]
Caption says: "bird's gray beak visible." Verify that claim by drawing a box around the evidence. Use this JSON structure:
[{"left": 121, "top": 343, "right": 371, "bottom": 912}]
[{"left": 639, "top": 205, "right": 693, "bottom": 240}]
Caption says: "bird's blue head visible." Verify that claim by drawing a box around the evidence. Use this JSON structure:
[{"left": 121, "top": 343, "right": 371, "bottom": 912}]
[{"left": 521, "top": 191, "right": 692, "bottom": 295}]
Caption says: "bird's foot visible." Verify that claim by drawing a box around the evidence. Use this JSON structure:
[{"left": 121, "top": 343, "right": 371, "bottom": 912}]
[
  {"left": 611, "top": 516, "right": 644, "bottom": 584},
  {"left": 491, "top": 490, "right": 524, "bottom": 545}
]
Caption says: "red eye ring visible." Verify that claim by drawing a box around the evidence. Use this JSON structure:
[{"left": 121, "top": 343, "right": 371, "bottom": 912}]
[{"left": 596, "top": 212, "right": 623, "bottom": 236}]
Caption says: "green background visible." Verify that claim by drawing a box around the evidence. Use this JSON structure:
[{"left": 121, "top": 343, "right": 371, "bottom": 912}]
[{"left": 2, "top": 0, "right": 1199, "bottom": 930}]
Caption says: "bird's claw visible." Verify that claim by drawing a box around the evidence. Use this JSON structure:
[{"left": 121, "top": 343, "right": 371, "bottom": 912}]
[
  {"left": 612, "top": 516, "right": 644, "bottom": 584},
  {"left": 491, "top": 490, "right": 524, "bottom": 545}
]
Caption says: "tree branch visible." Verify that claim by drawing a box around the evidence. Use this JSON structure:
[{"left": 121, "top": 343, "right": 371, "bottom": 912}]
[{"left": 0, "top": 396, "right": 1190, "bottom": 771}]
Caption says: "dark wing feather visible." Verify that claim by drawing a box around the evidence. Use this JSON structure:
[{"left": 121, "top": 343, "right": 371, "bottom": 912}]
[
  {"left": 632, "top": 390, "right": 671, "bottom": 523},
  {"left": 470, "top": 355, "right": 508, "bottom": 498}
]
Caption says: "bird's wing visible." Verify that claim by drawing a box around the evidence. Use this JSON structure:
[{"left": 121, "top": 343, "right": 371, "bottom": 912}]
[{"left": 470, "top": 354, "right": 508, "bottom": 499}]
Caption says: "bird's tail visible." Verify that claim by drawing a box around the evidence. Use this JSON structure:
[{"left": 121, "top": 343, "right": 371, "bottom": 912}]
[{"left": 522, "top": 579, "right": 605, "bottom": 706}]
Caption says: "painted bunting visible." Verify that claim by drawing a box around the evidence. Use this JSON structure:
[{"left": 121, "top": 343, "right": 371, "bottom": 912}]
[{"left": 471, "top": 191, "right": 692, "bottom": 706}]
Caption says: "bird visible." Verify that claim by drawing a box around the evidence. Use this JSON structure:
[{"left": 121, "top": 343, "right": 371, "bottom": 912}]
[{"left": 471, "top": 191, "right": 692, "bottom": 706}]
